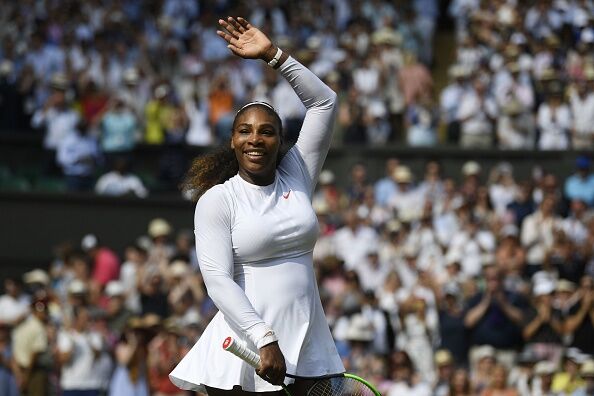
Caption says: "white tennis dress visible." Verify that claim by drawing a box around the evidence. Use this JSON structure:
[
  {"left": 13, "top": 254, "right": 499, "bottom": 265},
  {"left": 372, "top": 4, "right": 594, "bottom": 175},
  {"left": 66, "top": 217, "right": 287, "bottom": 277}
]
[{"left": 169, "top": 56, "right": 344, "bottom": 393}]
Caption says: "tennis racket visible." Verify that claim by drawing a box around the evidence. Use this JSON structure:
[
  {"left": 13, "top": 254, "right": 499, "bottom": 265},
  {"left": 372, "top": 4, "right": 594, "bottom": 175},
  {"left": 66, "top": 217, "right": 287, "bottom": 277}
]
[{"left": 223, "top": 336, "right": 381, "bottom": 396}]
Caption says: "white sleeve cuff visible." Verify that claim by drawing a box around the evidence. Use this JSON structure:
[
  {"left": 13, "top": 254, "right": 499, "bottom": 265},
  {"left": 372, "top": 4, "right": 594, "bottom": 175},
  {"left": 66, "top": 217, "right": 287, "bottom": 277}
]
[{"left": 248, "top": 323, "right": 278, "bottom": 349}]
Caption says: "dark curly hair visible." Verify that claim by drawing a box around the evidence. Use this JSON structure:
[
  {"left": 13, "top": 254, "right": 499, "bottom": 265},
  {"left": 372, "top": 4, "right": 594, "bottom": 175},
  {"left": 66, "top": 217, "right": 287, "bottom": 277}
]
[{"left": 181, "top": 103, "right": 285, "bottom": 201}]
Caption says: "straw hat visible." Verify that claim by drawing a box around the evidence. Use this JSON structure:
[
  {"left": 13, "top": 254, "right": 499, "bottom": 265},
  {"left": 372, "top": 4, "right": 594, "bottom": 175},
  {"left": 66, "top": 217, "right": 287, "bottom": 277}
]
[
  {"left": 435, "top": 349, "right": 454, "bottom": 366},
  {"left": 148, "top": 218, "right": 172, "bottom": 238},
  {"left": 23, "top": 269, "right": 50, "bottom": 286},
  {"left": 393, "top": 166, "right": 413, "bottom": 183},
  {"left": 556, "top": 279, "right": 576, "bottom": 293}
]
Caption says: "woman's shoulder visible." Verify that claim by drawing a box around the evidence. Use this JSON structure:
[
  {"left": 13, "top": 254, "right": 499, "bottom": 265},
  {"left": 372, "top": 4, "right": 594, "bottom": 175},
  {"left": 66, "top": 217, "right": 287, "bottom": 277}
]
[{"left": 195, "top": 180, "right": 236, "bottom": 212}]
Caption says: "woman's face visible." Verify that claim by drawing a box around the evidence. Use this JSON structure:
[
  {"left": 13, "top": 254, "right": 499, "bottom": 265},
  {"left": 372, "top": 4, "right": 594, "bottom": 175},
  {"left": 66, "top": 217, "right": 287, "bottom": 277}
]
[{"left": 231, "top": 106, "right": 281, "bottom": 185}]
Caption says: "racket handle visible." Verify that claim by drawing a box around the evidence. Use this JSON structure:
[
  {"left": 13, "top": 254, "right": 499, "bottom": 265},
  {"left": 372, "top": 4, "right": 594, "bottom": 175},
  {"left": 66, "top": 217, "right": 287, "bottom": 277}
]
[{"left": 223, "top": 336, "right": 261, "bottom": 368}]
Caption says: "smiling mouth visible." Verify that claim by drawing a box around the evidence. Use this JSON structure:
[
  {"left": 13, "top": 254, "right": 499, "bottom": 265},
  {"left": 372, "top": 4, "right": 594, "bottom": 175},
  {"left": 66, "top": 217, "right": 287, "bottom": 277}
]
[{"left": 244, "top": 151, "right": 266, "bottom": 160}]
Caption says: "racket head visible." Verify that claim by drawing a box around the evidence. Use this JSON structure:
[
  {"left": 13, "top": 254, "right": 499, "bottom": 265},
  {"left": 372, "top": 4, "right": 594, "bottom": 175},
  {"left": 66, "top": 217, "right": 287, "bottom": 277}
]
[{"left": 305, "top": 373, "right": 381, "bottom": 396}]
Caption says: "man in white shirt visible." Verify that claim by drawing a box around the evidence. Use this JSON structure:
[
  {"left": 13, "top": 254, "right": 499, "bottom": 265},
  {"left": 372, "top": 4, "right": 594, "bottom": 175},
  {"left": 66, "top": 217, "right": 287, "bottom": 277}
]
[
  {"left": 456, "top": 77, "right": 498, "bottom": 148},
  {"left": 95, "top": 158, "right": 148, "bottom": 198},
  {"left": 333, "top": 209, "right": 379, "bottom": 271},
  {"left": 521, "top": 195, "right": 563, "bottom": 271},
  {"left": 31, "top": 74, "right": 80, "bottom": 174},
  {"left": 355, "top": 247, "right": 391, "bottom": 293},
  {"left": 57, "top": 306, "right": 106, "bottom": 396},
  {"left": 446, "top": 216, "right": 495, "bottom": 278},
  {"left": 569, "top": 76, "right": 594, "bottom": 149},
  {"left": 440, "top": 64, "right": 468, "bottom": 143},
  {"left": 0, "top": 278, "right": 29, "bottom": 327}
]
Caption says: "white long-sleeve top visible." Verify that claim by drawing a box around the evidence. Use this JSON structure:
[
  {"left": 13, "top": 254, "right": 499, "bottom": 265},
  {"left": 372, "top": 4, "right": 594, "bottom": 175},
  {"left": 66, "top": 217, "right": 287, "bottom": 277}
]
[{"left": 170, "top": 56, "right": 343, "bottom": 393}]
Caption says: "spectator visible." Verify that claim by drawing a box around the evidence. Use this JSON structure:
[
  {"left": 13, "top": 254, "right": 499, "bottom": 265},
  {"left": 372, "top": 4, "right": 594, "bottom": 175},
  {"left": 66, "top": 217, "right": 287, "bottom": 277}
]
[
  {"left": 531, "top": 361, "right": 557, "bottom": 396},
  {"left": 551, "top": 348, "right": 587, "bottom": 394},
  {"left": 405, "top": 91, "right": 438, "bottom": 147},
  {"left": 563, "top": 276, "right": 594, "bottom": 355},
  {"left": 537, "top": 85, "right": 572, "bottom": 150},
  {"left": 398, "top": 52, "right": 433, "bottom": 107},
  {"left": 78, "top": 79, "right": 109, "bottom": 128},
  {"left": 12, "top": 297, "right": 50, "bottom": 396},
  {"left": 564, "top": 156, "right": 594, "bottom": 207},
  {"left": 99, "top": 96, "right": 140, "bottom": 160},
  {"left": 119, "top": 244, "right": 148, "bottom": 314},
  {"left": 144, "top": 84, "right": 174, "bottom": 145},
  {"left": 356, "top": 246, "right": 390, "bottom": 293},
  {"left": 0, "top": 60, "right": 27, "bottom": 133},
  {"left": 105, "top": 281, "right": 133, "bottom": 337},
  {"left": 374, "top": 158, "right": 400, "bottom": 208},
  {"left": 449, "top": 368, "right": 473, "bottom": 396},
  {"left": 0, "top": 278, "right": 29, "bottom": 327},
  {"left": 521, "top": 195, "right": 563, "bottom": 274},
  {"left": 457, "top": 77, "right": 498, "bottom": 148},
  {"left": 148, "top": 320, "right": 185, "bottom": 396},
  {"left": 388, "top": 166, "right": 424, "bottom": 223},
  {"left": 31, "top": 73, "right": 79, "bottom": 174},
  {"left": 0, "top": 322, "right": 18, "bottom": 396},
  {"left": 569, "top": 73, "right": 594, "bottom": 150},
  {"left": 57, "top": 305, "right": 106, "bottom": 396},
  {"left": 506, "top": 181, "right": 536, "bottom": 228},
  {"left": 495, "top": 225, "right": 527, "bottom": 294},
  {"left": 387, "top": 350, "right": 432, "bottom": 396},
  {"left": 56, "top": 121, "right": 102, "bottom": 192},
  {"left": 574, "top": 359, "right": 594, "bottom": 396},
  {"left": 183, "top": 90, "right": 213, "bottom": 147},
  {"left": 81, "top": 234, "right": 121, "bottom": 289},
  {"left": 438, "top": 283, "right": 469, "bottom": 366},
  {"left": 146, "top": 218, "right": 175, "bottom": 265},
  {"left": 95, "top": 157, "right": 149, "bottom": 198},
  {"left": 433, "top": 349, "right": 455, "bottom": 396},
  {"left": 480, "top": 364, "right": 518, "bottom": 396},
  {"left": 464, "top": 266, "right": 525, "bottom": 363},
  {"left": 522, "top": 279, "right": 564, "bottom": 362},
  {"left": 108, "top": 318, "right": 150, "bottom": 396},
  {"left": 333, "top": 209, "right": 379, "bottom": 271},
  {"left": 496, "top": 99, "right": 535, "bottom": 150},
  {"left": 440, "top": 65, "right": 469, "bottom": 144}
]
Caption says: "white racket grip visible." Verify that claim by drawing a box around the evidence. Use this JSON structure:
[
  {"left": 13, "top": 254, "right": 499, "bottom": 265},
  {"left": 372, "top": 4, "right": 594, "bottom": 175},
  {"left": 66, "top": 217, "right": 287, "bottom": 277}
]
[{"left": 223, "top": 336, "right": 261, "bottom": 368}]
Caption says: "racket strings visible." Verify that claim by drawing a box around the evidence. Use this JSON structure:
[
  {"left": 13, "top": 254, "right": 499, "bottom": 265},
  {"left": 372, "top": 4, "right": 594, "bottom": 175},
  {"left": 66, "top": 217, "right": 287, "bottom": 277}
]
[{"left": 307, "top": 377, "right": 376, "bottom": 396}]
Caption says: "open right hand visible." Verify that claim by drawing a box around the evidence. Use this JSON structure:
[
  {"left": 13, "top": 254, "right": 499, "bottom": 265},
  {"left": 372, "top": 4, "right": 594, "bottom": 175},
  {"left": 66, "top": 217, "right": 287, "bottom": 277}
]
[
  {"left": 257, "top": 342, "right": 286, "bottom": 385},
  {"left": 217, "top": 17, "right": 275, "bottom": 62}
]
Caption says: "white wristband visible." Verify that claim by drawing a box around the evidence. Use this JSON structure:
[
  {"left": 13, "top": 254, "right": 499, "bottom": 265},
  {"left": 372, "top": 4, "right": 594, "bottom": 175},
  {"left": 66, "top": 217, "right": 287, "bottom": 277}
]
[
  {"left": 267, "top": 48, "right": 283, "bottom": 68},
  {"left": 256, "top": 330, "right": 278, "bottom": 349}
]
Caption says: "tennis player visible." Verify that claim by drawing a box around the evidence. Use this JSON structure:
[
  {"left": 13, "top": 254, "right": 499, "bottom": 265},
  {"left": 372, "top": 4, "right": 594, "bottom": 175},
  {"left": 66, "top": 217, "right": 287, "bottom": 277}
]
[{"left": 169, "top": 16, "right": 344, "bottom": 396}]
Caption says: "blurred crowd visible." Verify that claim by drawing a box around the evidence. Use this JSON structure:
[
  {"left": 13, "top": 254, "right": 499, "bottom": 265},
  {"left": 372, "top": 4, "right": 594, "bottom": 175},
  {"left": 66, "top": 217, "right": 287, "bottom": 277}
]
[
  {"left": 2, "top": 156, "right": 594, "bottom": 396},
  {"left": 444, "top": 0, "right": 594, "bottom": 150},
  {"left": 0, "top": 0, "right": 590, "bottom": 195},
  {"left": 0, "top": 0, "right": 442, "bottom": 195}
]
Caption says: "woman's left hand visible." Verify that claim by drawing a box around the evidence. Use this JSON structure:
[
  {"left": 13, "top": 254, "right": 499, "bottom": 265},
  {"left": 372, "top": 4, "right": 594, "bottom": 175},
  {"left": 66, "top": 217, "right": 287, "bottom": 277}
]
[{"left": 217, "top": 16, "right": 275, "bottom": 62}]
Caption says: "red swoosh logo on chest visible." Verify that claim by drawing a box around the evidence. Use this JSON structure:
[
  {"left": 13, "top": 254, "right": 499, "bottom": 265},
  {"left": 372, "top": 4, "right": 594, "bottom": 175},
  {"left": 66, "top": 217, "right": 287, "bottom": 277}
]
[{"left": 283, "top": 190, "right": 291, "bottom": 199}]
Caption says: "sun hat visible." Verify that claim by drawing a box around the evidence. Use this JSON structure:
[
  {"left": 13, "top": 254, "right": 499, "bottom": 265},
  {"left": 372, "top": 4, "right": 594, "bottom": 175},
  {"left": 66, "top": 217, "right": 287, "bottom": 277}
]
[{"left": 148, "top": 218, "right": 172, "bottom": 238}]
